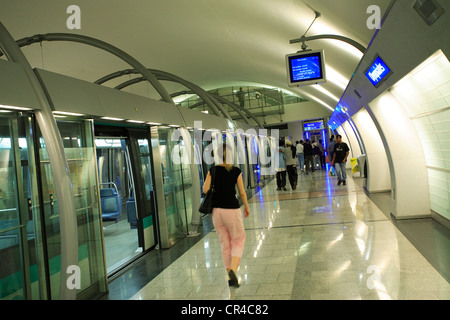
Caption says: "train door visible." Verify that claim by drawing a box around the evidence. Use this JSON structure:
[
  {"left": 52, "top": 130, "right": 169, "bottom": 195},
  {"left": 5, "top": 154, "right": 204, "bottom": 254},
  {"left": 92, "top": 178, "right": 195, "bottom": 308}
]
[
  {"left": 2, "top": 115, "right": 107, "bottom": 300},
  {"left": 0, "top": 114, "right": 46, "bottom": 300},
  {"left": 94, "top": 125, "right": 157, "bottom": 276},
  {"left": 247, "top": 134, "right": 260, "bottom": 188}
]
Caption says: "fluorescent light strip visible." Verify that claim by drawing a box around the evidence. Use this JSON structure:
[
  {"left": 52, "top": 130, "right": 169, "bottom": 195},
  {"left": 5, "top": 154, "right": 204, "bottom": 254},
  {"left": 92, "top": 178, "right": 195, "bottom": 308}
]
[
  {"left": 101, "top": 117, "right": 124, "bottom": 121},
  {"left": 313, "top": 85, "right": 340, "bottom": 102},
  {"left": 0, "top": 104, "right": 32, "bottom": 111},
  {"left": 147, "top": 122, "right": 162, "bottom": 126},
  {"left": 126, "top": 120, "right": 145, "bottom": 124},
  {"left": 53, "top": 111, "right": 84, "bottom": 116}
]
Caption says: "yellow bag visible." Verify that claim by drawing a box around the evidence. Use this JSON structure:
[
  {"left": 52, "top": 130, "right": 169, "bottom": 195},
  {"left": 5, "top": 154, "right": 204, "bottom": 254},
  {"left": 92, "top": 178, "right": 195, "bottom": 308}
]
[{"left": 351, "top": 157, "right": 360, "bottom": 173}]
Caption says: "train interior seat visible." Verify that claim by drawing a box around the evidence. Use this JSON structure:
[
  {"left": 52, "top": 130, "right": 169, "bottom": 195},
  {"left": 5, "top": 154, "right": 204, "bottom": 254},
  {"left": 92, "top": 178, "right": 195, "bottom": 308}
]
[
  {"left": 100, "top": 188, "right": 121, "bottom": 222},
  {"left": 126, "top": 188, "right": 137, "bottom": 229}
]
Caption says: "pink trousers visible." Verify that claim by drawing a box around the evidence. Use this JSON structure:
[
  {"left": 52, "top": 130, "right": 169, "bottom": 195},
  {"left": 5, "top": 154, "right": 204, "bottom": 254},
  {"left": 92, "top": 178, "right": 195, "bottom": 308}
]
[{"left": 212, "top": 208, "right": 246, "bottom": 269}]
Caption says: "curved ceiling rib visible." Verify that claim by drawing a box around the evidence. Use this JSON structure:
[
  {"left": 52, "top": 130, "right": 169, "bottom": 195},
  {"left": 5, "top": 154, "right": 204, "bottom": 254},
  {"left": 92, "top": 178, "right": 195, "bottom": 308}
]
[
  {"left": 1, "top": 33, "right": 174, "bottom": 104},
  {"left": 95, "top": 68, "right": 237, "bottom": 122},
  {"left": 289, "top": 34, "right": 367, "bottom": 53},
  {"left": 210, "top": 94, "right": 264, "bottom": 127},
  {"left": 114, "top": 76, "right": 260, "bottom": 126}
]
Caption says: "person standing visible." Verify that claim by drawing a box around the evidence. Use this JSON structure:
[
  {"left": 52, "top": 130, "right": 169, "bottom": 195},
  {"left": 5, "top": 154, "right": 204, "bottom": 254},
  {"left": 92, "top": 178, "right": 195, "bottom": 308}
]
[
  {"left": 202, "top": 144, "right": 250, "bottom": 287},
  {"left": 318, "top": 139, "right": 325, "bottom": 169},
  {"left": 236, "top": 87, "right": 245, "bottom": 108},
  {"left": 276, "top": 139, "right": 287, "bottom": 191},
  {"left": 327, "top": 135, "right": 336, "bottom": 165},
  {"left": 331, "top": 135, "right": 350, "bottom": 186},
  {"left": 312, "top": 142, "right": 322, "bottom": 171},
  {"left": 296, "top": 140, "right": 305, "bottom": 174},
  {"left": 303, "top": 140, "right": 314, "bottom": 174},
  {"left": 283, "top": 141, "right": 298, "bottom": 190}
]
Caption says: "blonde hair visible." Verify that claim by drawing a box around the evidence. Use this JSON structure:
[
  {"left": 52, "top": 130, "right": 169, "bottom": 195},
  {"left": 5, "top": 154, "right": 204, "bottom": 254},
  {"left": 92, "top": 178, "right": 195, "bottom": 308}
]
[{"left": 221, "top": 144, "right": 233, "bottom": 172}]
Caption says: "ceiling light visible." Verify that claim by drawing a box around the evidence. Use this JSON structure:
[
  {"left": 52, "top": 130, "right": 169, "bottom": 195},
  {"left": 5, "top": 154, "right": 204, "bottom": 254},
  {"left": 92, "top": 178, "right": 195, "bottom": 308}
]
[
  {"left": 313, "top": 85, "right": 340, "bottom": 102},
  {"left": 53, "top": 111, "right": 84, "bottom": 116},
  {"left": 101, "top": 117, "right": 124, "bottom": 121},
  {"left": 0, "top": 104, "right": 32, "bottom": 111},
  {"left": 147, "top": 122, "right": 162, "bottom": 126},
  {"left": 126, "top": 120, "right": 145, "bottom": 124}
]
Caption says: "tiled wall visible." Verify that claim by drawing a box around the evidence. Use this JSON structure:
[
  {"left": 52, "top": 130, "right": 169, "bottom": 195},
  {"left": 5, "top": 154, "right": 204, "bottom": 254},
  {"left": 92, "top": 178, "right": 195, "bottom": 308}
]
[{"left": 390, "top": 50, "right": 450, "bottom": 221}]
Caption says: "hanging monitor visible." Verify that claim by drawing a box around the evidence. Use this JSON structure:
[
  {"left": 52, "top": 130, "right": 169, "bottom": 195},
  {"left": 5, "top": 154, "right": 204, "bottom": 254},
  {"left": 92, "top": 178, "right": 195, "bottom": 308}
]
[
  {"left": 286, "top": 49, "right": 327, "bottom": 87},
  {"left": 364, "top": 54, "right": 392, "bottom": 88},
  {"left": 304, "top": 120, "right": 324, "bottom": 131}
]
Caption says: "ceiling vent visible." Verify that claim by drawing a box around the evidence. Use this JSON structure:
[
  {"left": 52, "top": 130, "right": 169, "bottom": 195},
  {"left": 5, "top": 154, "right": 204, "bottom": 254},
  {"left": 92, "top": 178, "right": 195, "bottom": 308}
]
[{"left": 413, "top": 0, "right": 445, "bottom": 25}]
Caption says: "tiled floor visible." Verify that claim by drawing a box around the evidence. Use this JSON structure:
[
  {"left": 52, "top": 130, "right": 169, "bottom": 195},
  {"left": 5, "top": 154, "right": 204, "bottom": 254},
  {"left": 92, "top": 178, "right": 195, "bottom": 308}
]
[{"left": 124, "top": 169, "right": 449, "bottom": 300}]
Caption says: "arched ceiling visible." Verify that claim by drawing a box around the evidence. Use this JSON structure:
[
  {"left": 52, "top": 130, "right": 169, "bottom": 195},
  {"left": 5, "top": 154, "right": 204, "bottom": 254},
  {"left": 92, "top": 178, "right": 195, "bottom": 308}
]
[{"left": 0, "top": 0, "right": 391, "bottom": 114}]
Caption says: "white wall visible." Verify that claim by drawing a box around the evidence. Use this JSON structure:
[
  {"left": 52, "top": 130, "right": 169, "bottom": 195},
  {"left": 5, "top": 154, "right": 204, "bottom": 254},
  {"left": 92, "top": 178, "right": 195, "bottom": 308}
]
[
  {"left": 389, "top": 51, "right": 450, "bottom": 221},
  {"left": 328, "top": 0, "right": 450, "bottom": 221},
  {"left": 263, "top": 101, "right": 332, "bottom": 125},
  {"left": 352, "top": 108, "right": 391, "bottom": 193},
  {"left": 287, "top": 121, "right": 304, "bottom": 144},
  {"left": 369, "top": 92, "right": 430, "bottom": 219}
]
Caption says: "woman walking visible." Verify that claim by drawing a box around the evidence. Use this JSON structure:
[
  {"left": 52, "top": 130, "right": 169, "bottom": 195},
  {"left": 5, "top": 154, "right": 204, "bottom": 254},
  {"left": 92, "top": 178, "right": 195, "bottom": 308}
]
[{"left": 202, "top": 145, "right": 250, "bottom": 287}]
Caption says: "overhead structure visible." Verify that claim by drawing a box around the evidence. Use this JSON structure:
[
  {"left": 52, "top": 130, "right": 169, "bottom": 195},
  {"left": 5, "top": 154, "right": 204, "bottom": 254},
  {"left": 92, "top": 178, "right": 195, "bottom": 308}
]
[
  {"left": 289, "top": 34, "right": 367, "bottom": 54},
  {"left": 95, "top": 68, "right": 236, "bottom": 122},
  {"left": 0, "top": 23, "right": 78, "bottom": 301},
  {"left": 0, "top": 33, "right": 175, "bottom": 104}
]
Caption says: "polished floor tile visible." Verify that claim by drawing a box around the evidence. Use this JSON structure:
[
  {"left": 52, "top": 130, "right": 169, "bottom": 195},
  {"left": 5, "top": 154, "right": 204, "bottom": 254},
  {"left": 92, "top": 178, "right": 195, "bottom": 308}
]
[{"left": 129, "top": 170, "right": 450, "bottom": 300}]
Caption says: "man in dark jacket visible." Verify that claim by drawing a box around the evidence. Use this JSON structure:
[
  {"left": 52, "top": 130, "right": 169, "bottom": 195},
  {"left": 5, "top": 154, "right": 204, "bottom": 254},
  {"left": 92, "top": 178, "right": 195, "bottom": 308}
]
[
  {"left": 331, "top": 135, "right": 350, "bottom": 185},
  {"left": 303, "top": 140, "right": 314, "bottom": 174}
]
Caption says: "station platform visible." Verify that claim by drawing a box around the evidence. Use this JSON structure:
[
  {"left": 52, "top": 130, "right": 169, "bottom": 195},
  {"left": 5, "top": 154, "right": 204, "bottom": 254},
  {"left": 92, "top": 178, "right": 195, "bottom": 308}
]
[{"left": 104, "top": 168, "right": 450, "bottom": 300}]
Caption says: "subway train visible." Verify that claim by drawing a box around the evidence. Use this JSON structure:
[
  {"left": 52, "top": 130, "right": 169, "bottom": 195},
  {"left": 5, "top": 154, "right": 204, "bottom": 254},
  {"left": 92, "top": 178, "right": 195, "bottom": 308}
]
[{"left": 0, "top": 54, "right": 279, "bottom": 300}]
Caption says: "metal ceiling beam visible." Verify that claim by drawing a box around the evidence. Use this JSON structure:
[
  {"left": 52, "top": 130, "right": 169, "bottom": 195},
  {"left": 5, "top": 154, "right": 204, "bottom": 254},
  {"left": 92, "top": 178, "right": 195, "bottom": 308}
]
[
  {"left": 115, "top": 76, "right": 264, "bottom": 127},
  {"left": 96, "top": 68, "right": 235, "bottom": 121},
  {"left": 290, "top": 34, "right": 367, "bottom": 54},
  {"left": 210, "top": 94, "right": 264, "bottom": 127},
  {"left": 0, "top": 22, "right": 78, "bottom": 300},
  {"left": 112, "top": 74, "right": 223, "bottom": 118},
  {"left": 2, "top": 33, "right": 174, "bottom": 104}
]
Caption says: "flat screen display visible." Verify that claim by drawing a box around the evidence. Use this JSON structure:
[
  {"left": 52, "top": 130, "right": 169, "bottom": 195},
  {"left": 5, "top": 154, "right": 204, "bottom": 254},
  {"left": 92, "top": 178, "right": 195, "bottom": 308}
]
[
  {"left": 286, "top": 50, "right": 326, "bottom": 87},
  {"left": 304, "top": 121, "right": 324, "bottom": 131},
  {"left": 365, "top": 55, "right": 392, "bottom": 87}
]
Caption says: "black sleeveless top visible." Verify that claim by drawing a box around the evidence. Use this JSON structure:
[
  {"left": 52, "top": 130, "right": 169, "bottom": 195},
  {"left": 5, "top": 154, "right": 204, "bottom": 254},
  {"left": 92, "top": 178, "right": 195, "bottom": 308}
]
[{"left": 210, "top": 165, "right": 242, "bottom": 209}]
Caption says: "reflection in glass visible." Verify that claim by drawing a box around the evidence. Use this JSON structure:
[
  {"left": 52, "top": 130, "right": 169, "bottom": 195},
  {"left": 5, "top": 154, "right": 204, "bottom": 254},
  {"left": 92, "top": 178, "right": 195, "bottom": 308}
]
[{"left": 39, "top": 120, "right": 106, "bottom": 299}]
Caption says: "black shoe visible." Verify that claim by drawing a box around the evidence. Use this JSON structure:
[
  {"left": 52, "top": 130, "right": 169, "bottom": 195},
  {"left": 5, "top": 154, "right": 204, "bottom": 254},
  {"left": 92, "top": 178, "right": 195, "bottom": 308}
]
[
  {"left": 343, "top": 180, "right": 346, "bottom": 185},
  {"left": 276, "top": 187, "right": 281, "bottom": 191},
  {"left": 337, "top": 180, "right": 342, "bottom": 185},
  {"left": 282, "top": 187, "right": 287, "bottom": 191},
  {"left": 228, "top": 270, "right": 240, "bottom": 288}
]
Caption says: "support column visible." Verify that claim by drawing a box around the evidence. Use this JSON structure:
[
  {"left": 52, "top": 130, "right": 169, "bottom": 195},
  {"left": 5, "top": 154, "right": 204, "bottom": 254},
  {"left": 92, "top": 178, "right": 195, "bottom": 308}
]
[{"left": 0, "top": 22, "right": 78, "bottom": 300}]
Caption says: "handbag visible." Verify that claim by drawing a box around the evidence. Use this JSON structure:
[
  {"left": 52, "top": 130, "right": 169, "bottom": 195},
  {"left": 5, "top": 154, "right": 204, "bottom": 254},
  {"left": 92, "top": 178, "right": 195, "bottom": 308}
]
[{"left": 199, "top": 166, "right": 215, "bottom": 214}]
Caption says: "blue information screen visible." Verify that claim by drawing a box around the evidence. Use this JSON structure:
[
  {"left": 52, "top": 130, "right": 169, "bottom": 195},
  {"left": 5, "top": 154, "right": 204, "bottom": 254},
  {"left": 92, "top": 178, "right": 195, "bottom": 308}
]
[
  {"left": 304, "top": 121, "right": 324, "bottom": 131},
  {"left": 365, "top": 56, "right": 391, "bottom": 87},
  {"left": 290, "top": 54, "right": 322, "bottom": 82}
]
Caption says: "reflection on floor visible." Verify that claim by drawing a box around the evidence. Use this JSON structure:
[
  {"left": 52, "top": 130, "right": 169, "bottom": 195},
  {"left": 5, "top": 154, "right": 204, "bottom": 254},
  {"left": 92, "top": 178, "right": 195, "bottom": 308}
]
[
  {"left": 103, "top": 217, "right": 140, "bottom": 274},
  {"left": 108, "top": 169, "right": 449, "bottom": 300}
]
